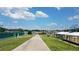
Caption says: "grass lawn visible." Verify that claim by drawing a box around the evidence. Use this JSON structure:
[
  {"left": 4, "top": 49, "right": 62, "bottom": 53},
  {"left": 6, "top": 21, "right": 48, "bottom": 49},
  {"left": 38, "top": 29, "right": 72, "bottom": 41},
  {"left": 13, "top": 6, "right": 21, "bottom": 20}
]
[
  {"left": 41, "top": 35, "right": 79, "bottom": 51},
  {"left": 0, "top": 34, "right": 32, "bottom": 51}
]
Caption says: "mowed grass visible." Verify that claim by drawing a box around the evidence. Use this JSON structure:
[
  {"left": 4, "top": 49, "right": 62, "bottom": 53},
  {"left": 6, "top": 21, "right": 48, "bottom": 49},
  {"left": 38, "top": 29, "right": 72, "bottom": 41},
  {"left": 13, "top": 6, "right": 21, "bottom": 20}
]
[
  {"left": 41, "top": 35, "right": 79, "bottom": 51},
  {"left": 0, "top": 35, "right": 32, "bottom": 51}
]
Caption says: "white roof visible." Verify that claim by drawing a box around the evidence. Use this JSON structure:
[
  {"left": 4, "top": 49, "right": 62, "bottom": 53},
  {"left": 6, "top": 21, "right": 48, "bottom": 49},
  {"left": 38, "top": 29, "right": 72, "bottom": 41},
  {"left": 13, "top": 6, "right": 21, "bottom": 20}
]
[
  {"left": 68, "top": 32, "right": 79, "bottom": 36},
  {"left": 56, "top": 32, "right": 79, "bottom": 36},
  {"left": 56, "top": 32, "right": 70, "bottom": 35}
]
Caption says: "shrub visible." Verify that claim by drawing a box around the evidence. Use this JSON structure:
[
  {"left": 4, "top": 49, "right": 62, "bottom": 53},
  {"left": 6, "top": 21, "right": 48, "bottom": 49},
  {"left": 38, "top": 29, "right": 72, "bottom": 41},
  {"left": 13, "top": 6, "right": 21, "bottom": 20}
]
[{"left": 28, "top": 31, "right": 32, "bottom": 34}]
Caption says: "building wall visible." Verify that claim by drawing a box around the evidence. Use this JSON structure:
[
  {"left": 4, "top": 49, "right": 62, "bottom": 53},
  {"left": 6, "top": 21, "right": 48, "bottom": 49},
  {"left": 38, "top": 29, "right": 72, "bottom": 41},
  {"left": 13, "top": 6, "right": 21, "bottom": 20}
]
[{"left": 56, "top": 34, "right": 79, "bottom": 45}]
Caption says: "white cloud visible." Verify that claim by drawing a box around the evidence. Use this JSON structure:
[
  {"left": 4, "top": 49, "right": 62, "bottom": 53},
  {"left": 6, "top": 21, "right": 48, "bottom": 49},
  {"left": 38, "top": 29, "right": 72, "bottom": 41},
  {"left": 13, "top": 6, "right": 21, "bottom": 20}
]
[
  {"left": 55, "top": 7, "right": 63, "bottom": 10},
  {"left": 0, "top": 7, "right": 36, "bottom": 20},
  {"left": 35, "top": 11, "right": 48, "bottom": 18},
  {"left": 46, "top": 22, "right": 58, "bottom": 30},
  {"left": 5, "top": 25, "right": 20, "bottom": 29},
  {"left": 47, "top": 22, "right": 57, "bottom": 26},
  {"left": 55, "top": 7, "right": 61, "bottom": 10},
  {"left": 68, "top": 15, "right": 79, "bottom": 20},
  {"left": 0, "top": 7, "right": 48, "bottom": 20}
]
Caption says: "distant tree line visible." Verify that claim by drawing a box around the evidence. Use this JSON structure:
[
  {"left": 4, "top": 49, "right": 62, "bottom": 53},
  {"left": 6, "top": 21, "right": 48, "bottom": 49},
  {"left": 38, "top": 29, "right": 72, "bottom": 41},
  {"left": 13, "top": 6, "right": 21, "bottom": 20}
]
[
  {"left": 0, "top": 27, "right": 6, "bottom": 32},
  {"left": 1, "top": 24, "right": 79, "bottom": 33}
]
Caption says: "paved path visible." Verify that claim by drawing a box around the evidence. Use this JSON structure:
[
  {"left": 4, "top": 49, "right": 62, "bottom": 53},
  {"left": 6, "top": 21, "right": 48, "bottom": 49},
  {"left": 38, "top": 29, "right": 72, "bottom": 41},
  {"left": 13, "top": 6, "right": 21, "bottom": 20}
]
[{"left": 13, "top": 34, "right": 50, "bottom": 51}]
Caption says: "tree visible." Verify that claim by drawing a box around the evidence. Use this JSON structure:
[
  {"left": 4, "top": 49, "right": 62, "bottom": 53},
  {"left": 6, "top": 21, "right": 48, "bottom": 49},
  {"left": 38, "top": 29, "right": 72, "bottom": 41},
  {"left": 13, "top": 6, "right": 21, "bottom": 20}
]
[
  {"left": 28, "top": 31, "right": 32, "bottom": 34},
  {"left": 0, "top": 27, "right": 6, "bottom": 32},
  {"left": 17, "top": 28, "right": 24, "bottom": 32}
]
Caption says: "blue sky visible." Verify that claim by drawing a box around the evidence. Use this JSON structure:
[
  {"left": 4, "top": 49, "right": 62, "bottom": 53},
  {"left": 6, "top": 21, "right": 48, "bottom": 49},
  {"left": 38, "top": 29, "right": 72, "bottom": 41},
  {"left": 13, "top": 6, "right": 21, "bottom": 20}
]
[{"left": 0, "top": 7, "right": 79, "bottom": 30}]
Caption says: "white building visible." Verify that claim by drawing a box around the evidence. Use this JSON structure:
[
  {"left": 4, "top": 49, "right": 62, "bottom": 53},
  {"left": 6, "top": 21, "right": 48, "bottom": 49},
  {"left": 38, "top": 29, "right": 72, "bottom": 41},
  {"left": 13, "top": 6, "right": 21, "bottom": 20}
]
[{"left": 55, "top": 32, "right": 79, "bottom": 44}]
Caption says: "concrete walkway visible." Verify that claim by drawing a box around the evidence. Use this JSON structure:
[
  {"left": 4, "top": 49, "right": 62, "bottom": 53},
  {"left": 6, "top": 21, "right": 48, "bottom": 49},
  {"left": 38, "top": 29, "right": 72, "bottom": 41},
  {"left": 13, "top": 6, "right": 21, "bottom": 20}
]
[{"left": 13, "top": 34, "right": 50, "bottom": 51}]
